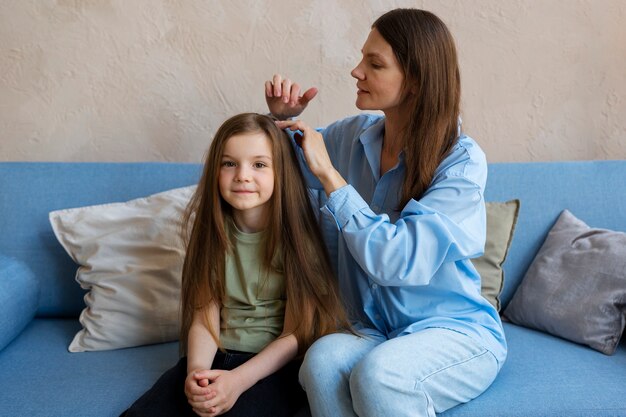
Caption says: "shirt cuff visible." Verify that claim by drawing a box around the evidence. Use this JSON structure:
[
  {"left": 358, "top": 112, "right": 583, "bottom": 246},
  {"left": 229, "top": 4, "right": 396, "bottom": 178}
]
[{"left": 321, "top": 185, "right": 370, "bottom": 229}]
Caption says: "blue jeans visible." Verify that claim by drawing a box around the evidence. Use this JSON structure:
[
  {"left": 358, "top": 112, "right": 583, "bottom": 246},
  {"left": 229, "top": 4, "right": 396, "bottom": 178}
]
[{"left": 299, "top": 327, "right": 500, "bottom": 417}]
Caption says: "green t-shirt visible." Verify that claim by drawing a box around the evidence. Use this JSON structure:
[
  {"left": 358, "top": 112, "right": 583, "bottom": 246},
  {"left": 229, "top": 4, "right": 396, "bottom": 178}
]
[{"left": 220, "top": 220, "right": 286, "bottom": 353}]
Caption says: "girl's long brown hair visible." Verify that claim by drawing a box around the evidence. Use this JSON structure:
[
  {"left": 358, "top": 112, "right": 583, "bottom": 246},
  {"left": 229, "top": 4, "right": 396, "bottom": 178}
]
[
  {"left": 179, "top": 113, "right": 349, "bottom": 356},
  {"left": 373, "top": 9, "right": 462, "bottom": 207}
]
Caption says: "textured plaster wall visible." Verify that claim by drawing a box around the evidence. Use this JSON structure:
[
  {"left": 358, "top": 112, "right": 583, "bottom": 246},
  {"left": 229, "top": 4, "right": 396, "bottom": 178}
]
[{"left": 1, "top": 0, "right": 625, "bottom": 162}]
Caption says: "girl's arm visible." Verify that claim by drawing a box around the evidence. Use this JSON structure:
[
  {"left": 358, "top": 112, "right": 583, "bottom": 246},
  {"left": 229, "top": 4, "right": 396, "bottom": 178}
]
[
  {"left": 185, "top": 303, "right": 220, "bottom": 416},
  {"left": 187, "top": 302, "right": 220, "bottom": 373},
  {"left": 191, "top": 301, "right": 299, "bottom": 416}
]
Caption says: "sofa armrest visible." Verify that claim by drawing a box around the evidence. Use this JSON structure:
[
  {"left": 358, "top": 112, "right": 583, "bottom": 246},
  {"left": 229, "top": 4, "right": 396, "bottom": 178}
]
[{"left": 0, "top": 255, "right": 40, "bottom": 351}]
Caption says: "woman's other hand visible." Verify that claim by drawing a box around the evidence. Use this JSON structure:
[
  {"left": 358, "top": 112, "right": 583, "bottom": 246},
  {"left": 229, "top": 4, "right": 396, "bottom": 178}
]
[
  {"left": 276, "top": 119, "right": 347, "bottom": 196},
  {"left": 265, "top": 74, "right": 318, "bottom": 120}
]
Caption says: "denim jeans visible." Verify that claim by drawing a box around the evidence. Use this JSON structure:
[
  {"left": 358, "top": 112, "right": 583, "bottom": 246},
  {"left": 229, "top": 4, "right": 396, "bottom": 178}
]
[
  {"left": 122, "top": 351, "right": 306, "bottom": 417},
  {"left": 299, "top": 328, "right": 500, "bottom": 417}
]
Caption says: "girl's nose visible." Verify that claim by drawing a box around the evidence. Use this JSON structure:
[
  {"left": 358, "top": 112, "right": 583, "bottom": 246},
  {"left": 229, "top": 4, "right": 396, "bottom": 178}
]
[{"left": 234, "top": 168, "right": 251, "bottom": 182}]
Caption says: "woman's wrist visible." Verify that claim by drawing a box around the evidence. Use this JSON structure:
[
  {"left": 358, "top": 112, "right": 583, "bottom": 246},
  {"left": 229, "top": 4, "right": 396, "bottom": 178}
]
[{"left": 318, "top": 168, "right": 347, "bottom": 197}]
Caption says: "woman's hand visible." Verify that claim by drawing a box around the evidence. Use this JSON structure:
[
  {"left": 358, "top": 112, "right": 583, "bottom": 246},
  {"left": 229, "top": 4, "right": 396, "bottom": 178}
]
[
  {"left": 265, "top": 74, "right": 318, "bottom": 120},
  {"left": 276, "top": 119, "right": 347, "bottom": 196}
]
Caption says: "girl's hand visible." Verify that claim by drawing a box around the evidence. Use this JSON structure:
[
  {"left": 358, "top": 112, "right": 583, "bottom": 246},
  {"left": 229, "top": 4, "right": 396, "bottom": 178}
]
[
  {"left": 265, "top": 74, "right": 318, "bottom": 120},
  {"left": 190, "top": 369, "right": 245, "bottom": 416},
  {"left": 276, "top": 119, "right": 347, "bottom": 196},
  {"left": 185, "top": 370, "right": 217, "bottom": 416}
]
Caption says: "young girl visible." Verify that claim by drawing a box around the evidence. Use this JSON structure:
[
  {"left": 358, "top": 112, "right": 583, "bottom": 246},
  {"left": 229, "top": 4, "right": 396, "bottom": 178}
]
[{"left": 122, "top": 113, "right": 349, "bottom": 417}]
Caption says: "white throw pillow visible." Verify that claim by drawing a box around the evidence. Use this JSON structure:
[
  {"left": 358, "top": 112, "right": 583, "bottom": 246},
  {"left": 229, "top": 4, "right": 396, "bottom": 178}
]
[{"left": 49, "top": 185, "right": 196, "bottom": 352}]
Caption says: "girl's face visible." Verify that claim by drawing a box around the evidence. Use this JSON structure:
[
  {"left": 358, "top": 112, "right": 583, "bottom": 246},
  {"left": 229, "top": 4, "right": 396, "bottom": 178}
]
[
  {"left": 351, "top": 28, "right": 406, "bottom": 116},
  {"left": 218, "top": 132, "right": 275, "bottom": 231}
]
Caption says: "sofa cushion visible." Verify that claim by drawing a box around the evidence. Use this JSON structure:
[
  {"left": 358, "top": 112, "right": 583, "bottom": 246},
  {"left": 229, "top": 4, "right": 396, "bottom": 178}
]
[
  {"left": 440, "top": 322, "right": 626, "bottom": 416},
  {"left": 0, "top": 256, "right": 40, "bottom": 351},
  {"left": 504, "top": 210, "right": 626, "bottom": 355},
  {"left": 50, "top": 186, "right": 196, "bottom": 352},
  {"left": 0, "top": 318, "right": 178, "bottom": 417},
  {"left": 471, "top": 200, "right": 520, "bottom": 311}
]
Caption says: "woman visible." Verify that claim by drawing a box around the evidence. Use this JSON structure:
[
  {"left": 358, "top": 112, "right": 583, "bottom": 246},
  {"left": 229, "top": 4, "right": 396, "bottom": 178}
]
[{"left": 265, "top": 8, "right": 507, "bottom": 417}]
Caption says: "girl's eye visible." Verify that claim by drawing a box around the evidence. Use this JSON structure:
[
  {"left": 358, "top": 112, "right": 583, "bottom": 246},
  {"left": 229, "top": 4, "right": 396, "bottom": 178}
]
[
  {"left": 254, "top": 162, "right": 267, "bottom": 169},
  {"left": 222, "top": 161, "right": 235, "bottom": 167}
]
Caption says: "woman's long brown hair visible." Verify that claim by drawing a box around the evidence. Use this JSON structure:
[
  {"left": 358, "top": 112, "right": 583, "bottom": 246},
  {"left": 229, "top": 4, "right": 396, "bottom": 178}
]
[
  {"left": 179, "top": 113, "right": 349, "bottom": 356},
  {"left": 373, "top": 9, "right": 462, "bottom": 207}
]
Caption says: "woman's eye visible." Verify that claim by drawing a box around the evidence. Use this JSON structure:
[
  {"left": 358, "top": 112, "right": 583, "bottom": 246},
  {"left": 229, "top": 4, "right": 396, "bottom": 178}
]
[{"left": 371, "top": 62, "right": 382, "bottom": 69}]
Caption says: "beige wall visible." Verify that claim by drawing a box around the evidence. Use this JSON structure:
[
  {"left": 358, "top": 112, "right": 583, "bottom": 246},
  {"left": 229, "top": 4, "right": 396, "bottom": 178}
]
[{"left": 1, "top": 0, "right": 625, "bottom": 163}]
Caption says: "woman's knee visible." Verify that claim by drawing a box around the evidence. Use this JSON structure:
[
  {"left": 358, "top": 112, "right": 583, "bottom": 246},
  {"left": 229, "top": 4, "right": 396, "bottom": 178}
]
[
  {"left": 299, "top": 332, "right": 377, "bottom": 388},
  {"left": 349, "top": 347, "right": 393, "bottom": 397}
]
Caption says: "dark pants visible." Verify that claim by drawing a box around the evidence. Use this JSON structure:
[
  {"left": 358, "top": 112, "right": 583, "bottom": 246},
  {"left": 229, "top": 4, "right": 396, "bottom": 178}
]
[{"left": 121, "top": 351, "right": 307, "bottom": 417}]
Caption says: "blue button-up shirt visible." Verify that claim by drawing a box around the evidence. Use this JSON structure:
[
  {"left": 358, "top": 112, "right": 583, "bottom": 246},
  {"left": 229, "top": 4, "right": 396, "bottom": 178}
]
[{"left": 301, "top": 114, "right": 507, "bottom": 366}]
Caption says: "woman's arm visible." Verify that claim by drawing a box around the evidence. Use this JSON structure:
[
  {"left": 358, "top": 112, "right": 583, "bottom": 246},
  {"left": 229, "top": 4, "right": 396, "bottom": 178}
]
[
  {"left": 275, "top": 119, "right": 347, "bottom": 195},
  {"left": 329, "top": 174, "right": 486, "bottom": 287},
  {"left": 277, "top": 119, "right": 487, "bottom": 287}
]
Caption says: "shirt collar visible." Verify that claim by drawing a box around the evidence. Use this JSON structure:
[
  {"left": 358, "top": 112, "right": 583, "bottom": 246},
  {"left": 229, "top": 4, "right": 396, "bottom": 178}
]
[{"left": 358, "top": 116, "right": 386, "bottom": 146}]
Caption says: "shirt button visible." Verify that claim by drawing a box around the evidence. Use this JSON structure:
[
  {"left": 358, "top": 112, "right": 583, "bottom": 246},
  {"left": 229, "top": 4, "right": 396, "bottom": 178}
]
[
  {"left": 371, "top": 283, "right": 378, "bottom": 290},
  {"left": 372, "top": 205, "right": 380, "bottom": 211},
  {"left": 375, "top": 314, "right": 382, "bottom": 321},
  {"left": 245, "top": 317, "right": 255, "bottom": 323}
]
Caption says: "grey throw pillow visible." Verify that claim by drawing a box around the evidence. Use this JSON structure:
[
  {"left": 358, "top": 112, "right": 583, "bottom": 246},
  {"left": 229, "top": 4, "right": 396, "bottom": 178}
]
[{"left": 504, "top": 210, "right": 626, "bottom": 355}]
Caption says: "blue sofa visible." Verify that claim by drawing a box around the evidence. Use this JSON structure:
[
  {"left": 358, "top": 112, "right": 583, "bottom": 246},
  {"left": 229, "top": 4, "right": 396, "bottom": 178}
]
[{"left": 1, "top": 161, "right": 625, "bottom": 417}]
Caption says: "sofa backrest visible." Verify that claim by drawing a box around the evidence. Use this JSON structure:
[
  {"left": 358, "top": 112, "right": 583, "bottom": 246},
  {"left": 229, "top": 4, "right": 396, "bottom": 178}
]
[
  {"left": 0, "top": 162, "right": 202, "bottom": 317},
  {"left": 2, "top": 161, "right": 624, "bottom": 317},
  {"left": 484, "top": 160, "right": 626, "bottom": 308}
]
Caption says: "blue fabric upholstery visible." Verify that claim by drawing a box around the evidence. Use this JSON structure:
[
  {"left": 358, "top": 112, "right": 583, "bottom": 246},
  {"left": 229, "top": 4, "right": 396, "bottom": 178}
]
[
  {"left": 0, "top": 255, "right": 39, "bottom": 351},
  {"left": 0, "top": 319, "right": 178, "bottom": 416},
  {"left": 441, "top": 323, "right": 626, "bottom": 416},
  {"left": 484, "top": 161, "right": 626, "bottom": 308},
  {"left": 0, "top": 162, "right": 202, "bottom": 317},
  {"left": 1, "top": 160, "right": 625, "bottom": 417}
]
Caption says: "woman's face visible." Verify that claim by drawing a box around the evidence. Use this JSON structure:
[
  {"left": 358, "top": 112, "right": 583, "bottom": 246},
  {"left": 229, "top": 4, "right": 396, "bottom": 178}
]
[{"left": 351, "top": 28, "right": 406, "bottom": 115}]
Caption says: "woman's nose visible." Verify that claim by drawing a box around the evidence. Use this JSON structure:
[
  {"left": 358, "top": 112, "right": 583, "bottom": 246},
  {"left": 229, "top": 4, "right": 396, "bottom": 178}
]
[{"left": 351, "top": 62, "right": 364, "bottom": 80}]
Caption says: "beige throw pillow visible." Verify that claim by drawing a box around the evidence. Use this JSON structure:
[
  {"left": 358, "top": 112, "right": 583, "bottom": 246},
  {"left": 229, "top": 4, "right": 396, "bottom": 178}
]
[
  {"left": 472, "top": 200, "right": 520, "bottom": 311},
  {"left": 50, "top": 188, "right": 519, "bottom": 352},
  {"left": 50, "top": 186, "right": 196, "bottom": 352}
]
